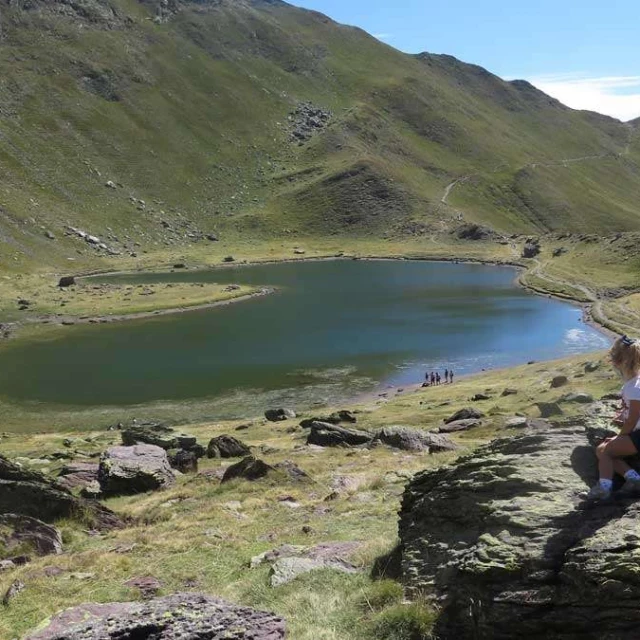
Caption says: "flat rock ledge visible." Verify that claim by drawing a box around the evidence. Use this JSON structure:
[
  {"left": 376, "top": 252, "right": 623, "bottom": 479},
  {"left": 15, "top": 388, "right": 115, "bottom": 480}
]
[
  {"left": 26, "top": 593, "right": 286, "bottom": 639},
  {"left": 398, "top": 423, "right": 640, "bottom": 639}
]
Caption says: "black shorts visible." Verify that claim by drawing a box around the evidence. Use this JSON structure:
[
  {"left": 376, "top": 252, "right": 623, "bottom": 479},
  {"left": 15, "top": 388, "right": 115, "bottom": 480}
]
[{"left": 630, "top": 431, "right": 640, "bottom": 453}]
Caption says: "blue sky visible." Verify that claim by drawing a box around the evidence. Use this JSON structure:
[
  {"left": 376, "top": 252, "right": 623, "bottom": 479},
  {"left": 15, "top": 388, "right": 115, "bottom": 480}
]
[{"left": 292, "top": 0, "right": 640, "bottom": 121}]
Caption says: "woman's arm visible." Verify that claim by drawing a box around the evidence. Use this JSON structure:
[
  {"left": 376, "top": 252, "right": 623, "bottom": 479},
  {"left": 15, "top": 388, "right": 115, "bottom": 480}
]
[{"left": 621, "top": 400, "right": 640, "bottom": 435}]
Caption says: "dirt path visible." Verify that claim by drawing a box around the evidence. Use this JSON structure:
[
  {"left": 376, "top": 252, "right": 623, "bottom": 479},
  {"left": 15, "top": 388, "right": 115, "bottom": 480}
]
[
  {"left": 526, "top": 258, "right": 637, "bottom": 335},
  {"left": 441, "top": 176, "right": 470, "bottom": 204}
]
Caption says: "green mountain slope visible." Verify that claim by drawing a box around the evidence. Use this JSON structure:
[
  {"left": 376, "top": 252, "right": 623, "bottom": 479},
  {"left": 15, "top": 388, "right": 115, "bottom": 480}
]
[{"left": 0, "top": 0, "right": 639, "bottom": 272}]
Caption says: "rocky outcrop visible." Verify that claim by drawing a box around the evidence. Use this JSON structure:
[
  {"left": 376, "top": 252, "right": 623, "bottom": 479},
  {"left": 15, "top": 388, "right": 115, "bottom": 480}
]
[
  {"left": 398, "top": 423, "right": 640, "bottom": 639},
  {"left": 444, "top": 407, "right": 484, "bottom": 423},
  {"left": 0, "top": 455, "right": 121, "bottom": 530},
  {"left": 56, "top": 462, "right": 99, "bottom": 491},
  {"left": 522, "top": 238, "right": 541, "bottom": 258},
  {"left": 98, "top": 445, "right": 175, "bottom": 496},
  {"left": 306, "top": 422, "right": 373, "bottom": 447},
  {"left": 207, "top": 435, "right": 251, "bottom": 459},
  {"left": 121, "top": 422, "right": 202, "bottom": 456},
  {"left": 374, "top": 426, "right": 457, "bottom": 452},
  {"left": 26, "top": 593, "right": 286, "bottom": 639},
  {"left": 0, "top": 514, "right": 62, "bottom": 557}
]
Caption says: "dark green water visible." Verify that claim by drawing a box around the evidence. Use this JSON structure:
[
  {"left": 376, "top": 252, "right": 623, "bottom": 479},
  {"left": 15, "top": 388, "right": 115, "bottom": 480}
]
[{"left": 0, "top": 260, "right": 609, "bottom": 413}]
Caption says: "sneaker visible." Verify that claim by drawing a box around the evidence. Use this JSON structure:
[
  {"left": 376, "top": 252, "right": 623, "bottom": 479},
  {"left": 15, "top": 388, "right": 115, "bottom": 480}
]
[
  {"left": 619, "top": 477, "right": 640, "bottom": 497},
  {"left": 584, "top": 484, "right": 612, "bottom": 502}
]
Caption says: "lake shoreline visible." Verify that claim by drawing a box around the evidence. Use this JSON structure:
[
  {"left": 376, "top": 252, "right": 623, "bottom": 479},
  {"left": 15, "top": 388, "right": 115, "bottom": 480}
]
[{"left": 80, "top": 252, "right": 617, "bottom": 340}]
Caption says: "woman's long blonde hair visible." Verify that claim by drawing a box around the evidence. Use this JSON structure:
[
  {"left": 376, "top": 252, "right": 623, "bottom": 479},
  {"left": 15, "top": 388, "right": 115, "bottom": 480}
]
[{"left": 610, "top": 336, "right": 640, "bottom": 380}]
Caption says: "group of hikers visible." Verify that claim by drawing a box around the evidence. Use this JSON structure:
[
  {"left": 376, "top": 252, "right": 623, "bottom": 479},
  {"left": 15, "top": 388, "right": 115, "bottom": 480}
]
[{"left": 424, "top": 368, "right": 454, "bottom": 386}]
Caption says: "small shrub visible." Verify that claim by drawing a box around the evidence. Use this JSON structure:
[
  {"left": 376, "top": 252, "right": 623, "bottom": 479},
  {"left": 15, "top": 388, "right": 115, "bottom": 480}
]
[{"left": 372, "top": 602, "right": 436, "bottom": 640}]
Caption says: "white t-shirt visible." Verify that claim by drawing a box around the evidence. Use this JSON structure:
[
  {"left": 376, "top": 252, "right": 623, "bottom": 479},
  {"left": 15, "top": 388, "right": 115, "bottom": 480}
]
[{"left": 622, "top": 376, "right": 640, "bottom": 431}]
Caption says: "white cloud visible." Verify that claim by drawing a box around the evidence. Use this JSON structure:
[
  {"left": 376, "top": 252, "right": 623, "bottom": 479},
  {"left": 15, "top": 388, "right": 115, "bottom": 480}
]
[
  {"left": 372, "top": 33, "right": 392, "bottom": 41},
  {"left": 525, "top": 74, "right": 640, "bottom": 122}
]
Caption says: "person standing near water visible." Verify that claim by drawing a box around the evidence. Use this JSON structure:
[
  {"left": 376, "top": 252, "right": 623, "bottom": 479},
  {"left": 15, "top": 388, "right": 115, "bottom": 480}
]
[
  {"left": 444, "top": 369, "right": 449, "bottom": 384},
  {"left": 450, "top": 370, "right": 455, "bottom": 384},
  {"left": 430, "top": 372, "right": 436, "bottom": 386},
  {"left": 436, "top": 372, "right": 441, "bottom": 385}
]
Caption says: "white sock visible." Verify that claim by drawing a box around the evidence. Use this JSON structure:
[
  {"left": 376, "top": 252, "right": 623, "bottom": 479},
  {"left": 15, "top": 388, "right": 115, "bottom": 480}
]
[
  {"left": 625, "top": 470, "right": 640, "bottom": 481},
  {"left": 599, "top": 479, "right": 613, "bottom": 491}
]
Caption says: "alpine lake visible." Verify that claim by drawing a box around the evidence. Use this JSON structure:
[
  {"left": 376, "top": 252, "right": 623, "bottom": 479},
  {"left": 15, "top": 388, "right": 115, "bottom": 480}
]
[{"left": 0, "top": 259, "right": 610, "bottom": 422}]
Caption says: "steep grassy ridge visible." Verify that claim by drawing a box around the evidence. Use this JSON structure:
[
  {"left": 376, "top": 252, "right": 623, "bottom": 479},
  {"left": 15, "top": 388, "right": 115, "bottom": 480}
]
[{"left": 0, "top": 0, "right": 639, "bottom": 275}]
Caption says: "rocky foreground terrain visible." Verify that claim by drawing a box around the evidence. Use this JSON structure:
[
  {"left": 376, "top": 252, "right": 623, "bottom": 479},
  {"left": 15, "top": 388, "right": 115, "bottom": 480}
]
[{"left": 1, "top": 355, "right": 638, "bottom": 638}]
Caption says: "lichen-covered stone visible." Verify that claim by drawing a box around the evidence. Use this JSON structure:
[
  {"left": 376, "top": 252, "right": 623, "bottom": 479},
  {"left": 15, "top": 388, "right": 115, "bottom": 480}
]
[
  {"left": 98, "top": 445, "right": 175, "bottom": 496},
  {"left": 306, "top": 422, "right": 373, "bottom": 447},
  {"left": 207, "top": 435, "right": 251, "bottom": 459},
  {"left": 399, "top": 423, "right": 640, "bottom": 639},
  {"left": 26, "top": 593, "right": 286, "bottom": 639},
  {"left": 374, "top": 426, "right": 457, "bottom": 452}
]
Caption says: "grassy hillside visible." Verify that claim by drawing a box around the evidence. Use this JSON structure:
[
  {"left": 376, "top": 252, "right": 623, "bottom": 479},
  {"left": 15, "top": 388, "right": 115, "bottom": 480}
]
[{"left": 0, "top": 0, "right": 639, "bottom": 276}]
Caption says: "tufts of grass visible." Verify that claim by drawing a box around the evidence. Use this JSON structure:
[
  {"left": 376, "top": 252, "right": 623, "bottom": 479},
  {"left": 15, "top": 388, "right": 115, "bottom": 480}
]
[{"left": 371, "top": 601, "right": 437, "bottom": 640}]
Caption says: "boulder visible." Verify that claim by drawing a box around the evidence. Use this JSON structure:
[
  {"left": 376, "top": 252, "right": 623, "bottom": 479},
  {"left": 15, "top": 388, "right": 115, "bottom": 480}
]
[
  {"left": 398, "top": 424, "right": 640, "bottom": 639},
  {"left": 561, "top": 392, "right": 594, "bottom": 404},
  {"left": 265, "top": 408, "right": 296, "bottom": 422},
  {"left": 306, "top": 422, "right": 373, "bottom": 447},
  {"left": 585, "top": 361, "right": 601, "bottom": 373},
  {"left": 0, "top": 514, "right": 62, "bottom": 556},
  {"left": 25, "top": 593, "right": 286, "bottom": 639},
  {"left": 221, "top": 457, "right": 309, "bottom": 484},
  {"left": 471, "top": 393, "right": 491, "bottom": 401},
  {"left": 58, "top": 276, "right": 75, "bottom": 288},
  {"left": 0, "top": 455, "right": 121, "bottom": 530},
  {"left": 444, "top": 408, "right": 484, "bottom": 424},
  {"left": 536, "top": 401, "right": 563, "bottom": 418},
  {"left": 221, "top": 456, "right": 275, "bottom": 483},
  {"left": 551, "top": 375, "right": 569, "bottom": 388},
  {"left": 501, "top": 388, "right": 518, "bottom": 396},
  {"left": 522, "top": 239, "right": 541, "bottom": 258},
  {"left": 374, "top": 426, "right": 457, "bottom": 452},
  {"left": 438, "top": 419, "right": 482, "bottom": 433},
  {"left": 207, "top": 435, "right": 251, "bottom": 459},
  {"left": 167, "top": 449, "right": 198, "bottom": 474},
  {"left": 98, "top": 445, "right": 175, "bottom": 496}
]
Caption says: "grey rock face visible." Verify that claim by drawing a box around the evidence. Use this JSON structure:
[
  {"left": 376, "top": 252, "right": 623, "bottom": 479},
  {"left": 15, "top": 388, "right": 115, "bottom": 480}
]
[
  {"left": 98, "top": 445, "right": 175, "bottom": 496},
  {"left": 25, "top": 593, "right": 286, "bottom": 639},
  {"left": 207, "top": 435, "right": 251, "bottom": 459},
  {"left": 0, "top": 455, "right": 121, "bottom": 530},
  {"left": 374, "top": 426, "right": 457, "bottom": 452},
  {"left": 399, "top": 424, "right": 640, "bottom": 639},
  {"left": 0, "top": 514, "right": 62, "bottom": 556},
  {"left": 306, "top": 422, "right": 373, "bottom": 447}
]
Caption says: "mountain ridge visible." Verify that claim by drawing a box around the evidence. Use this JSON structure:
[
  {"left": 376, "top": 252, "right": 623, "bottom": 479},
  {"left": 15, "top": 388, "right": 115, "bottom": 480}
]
[{"left": 0, "top": 0, "right": 639, "bottom": 273}]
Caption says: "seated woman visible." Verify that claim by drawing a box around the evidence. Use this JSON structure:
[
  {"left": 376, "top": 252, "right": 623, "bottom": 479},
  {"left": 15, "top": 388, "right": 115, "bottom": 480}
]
[{"left": 588, "top": 335, "right": 640, "bottom": 501}]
